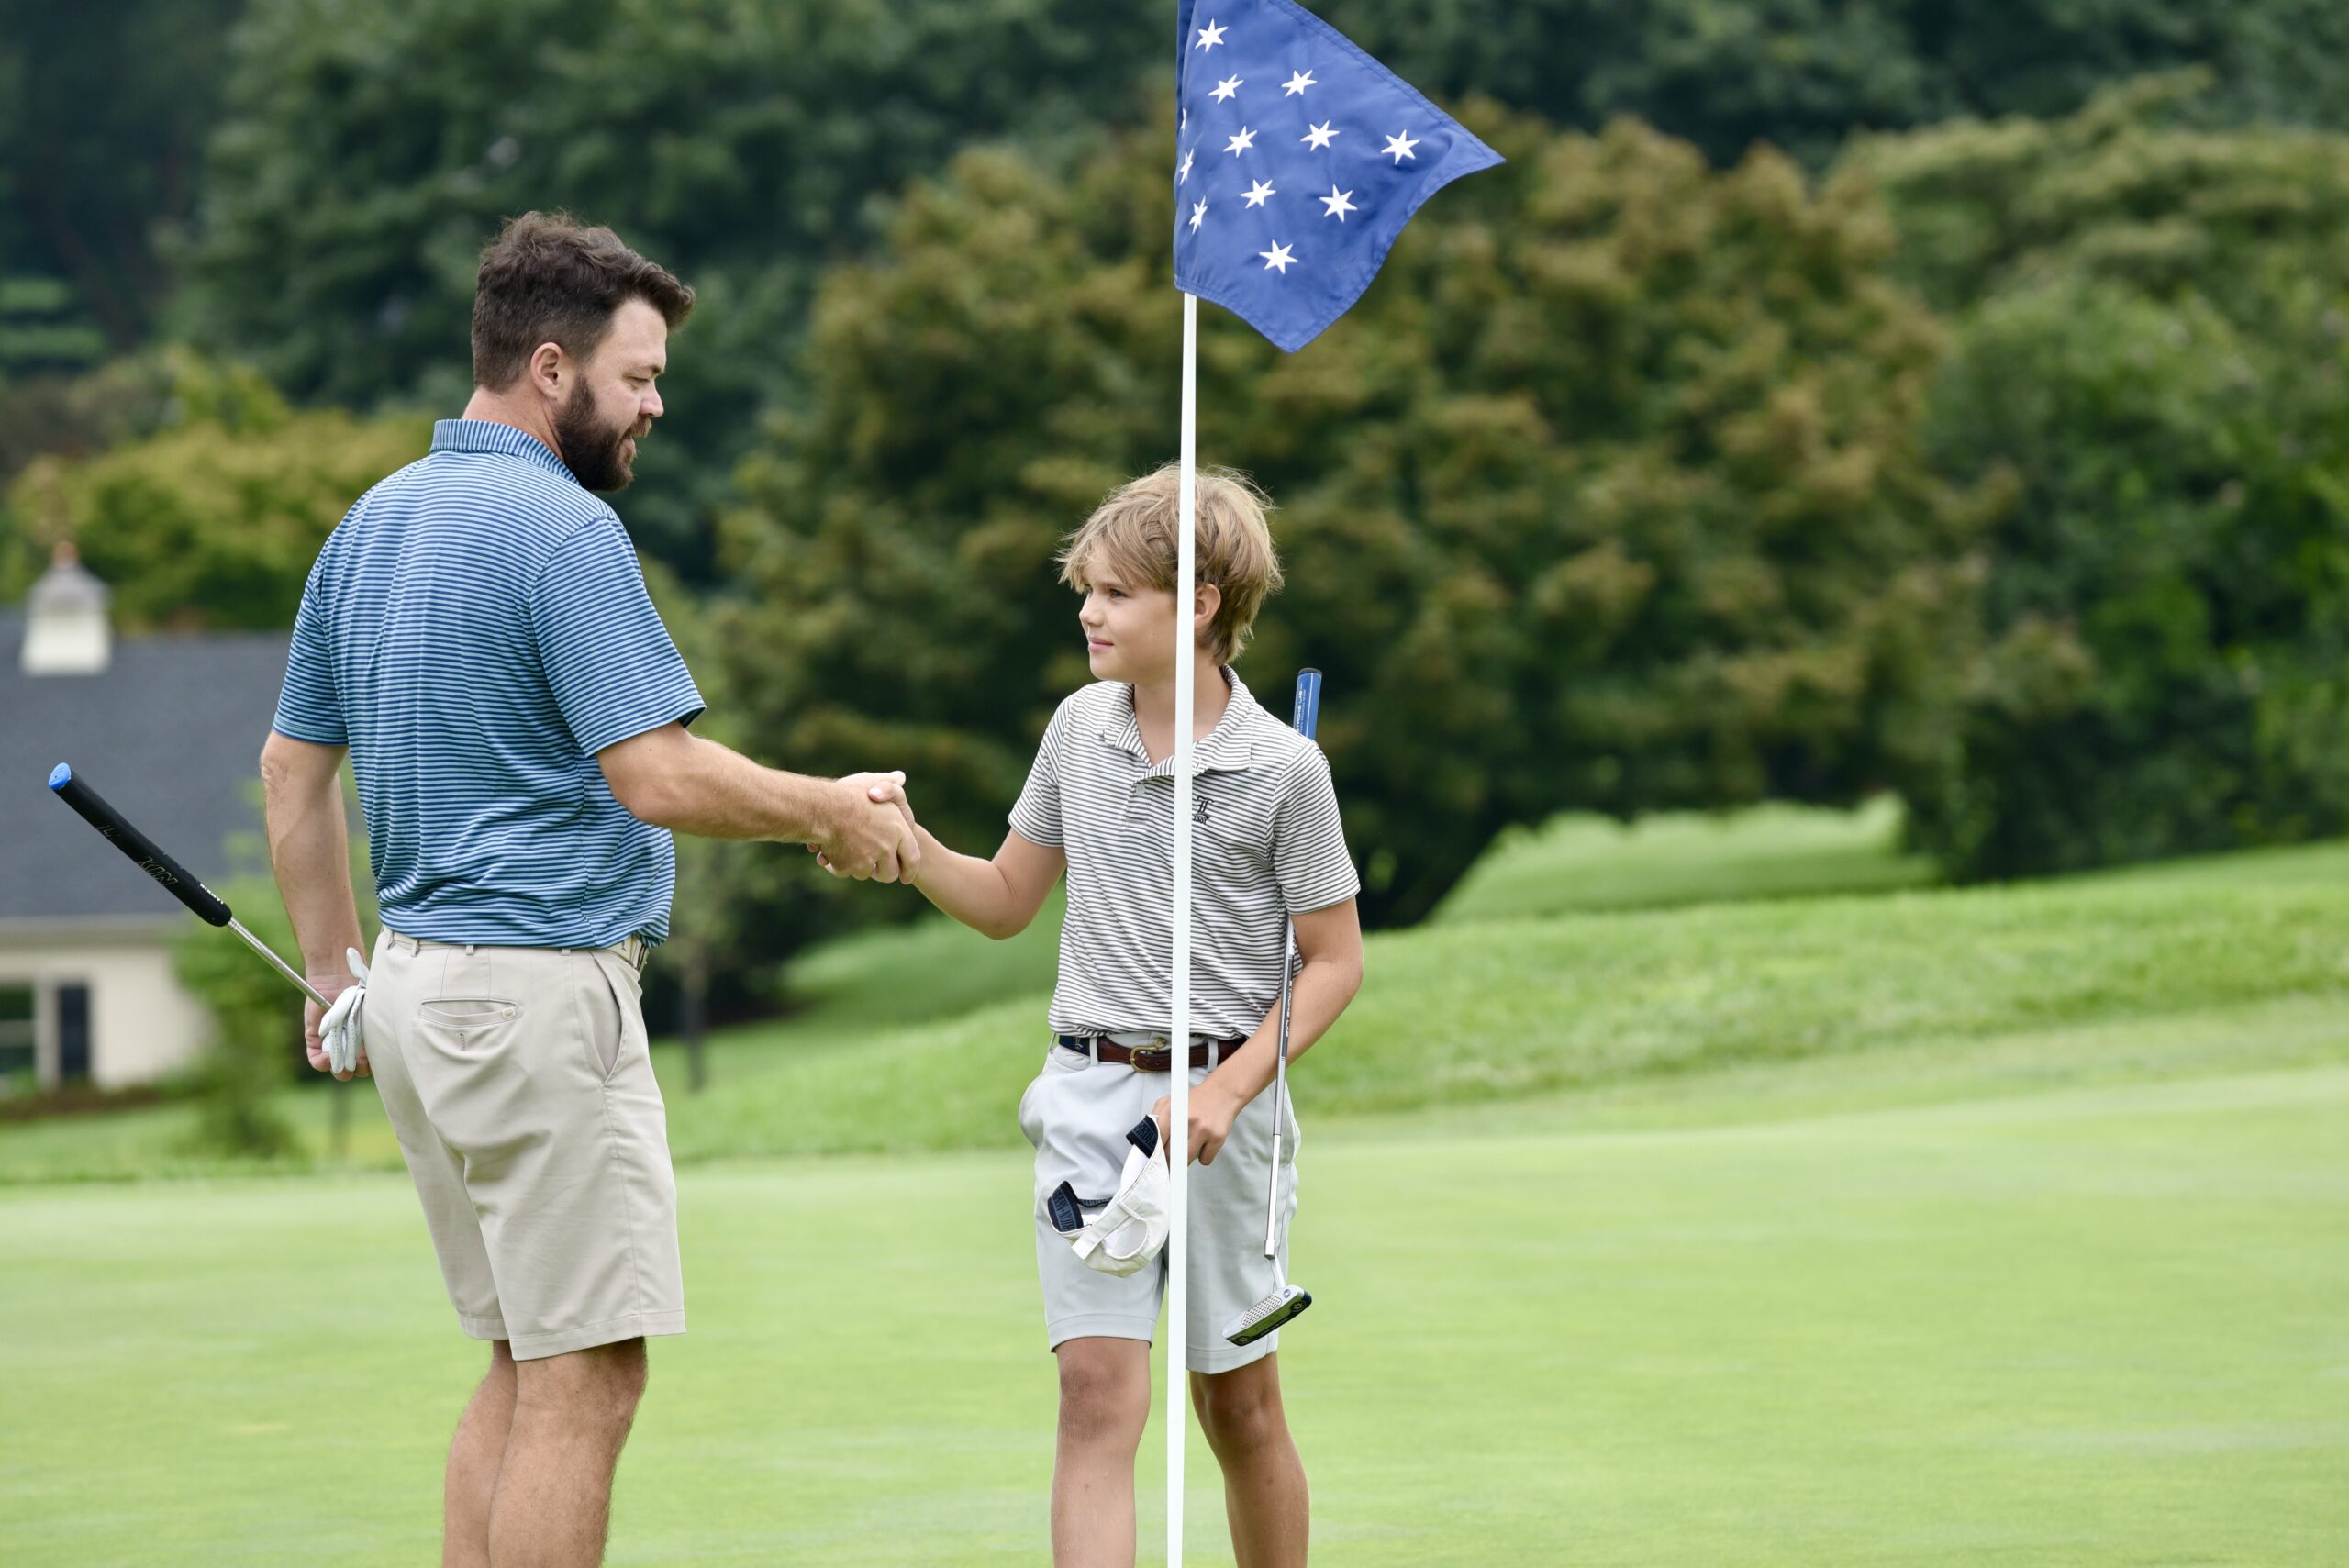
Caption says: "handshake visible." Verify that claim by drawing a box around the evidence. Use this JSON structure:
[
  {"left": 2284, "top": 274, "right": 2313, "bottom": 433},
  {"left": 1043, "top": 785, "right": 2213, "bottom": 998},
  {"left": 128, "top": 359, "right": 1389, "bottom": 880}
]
[{"left": 807, "top": 771, "right": 923, "bottom": 884}]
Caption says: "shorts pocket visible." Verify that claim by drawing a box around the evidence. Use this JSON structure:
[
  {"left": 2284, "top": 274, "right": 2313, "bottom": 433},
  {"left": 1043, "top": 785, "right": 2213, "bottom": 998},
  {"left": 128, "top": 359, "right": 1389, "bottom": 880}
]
[
  {"left": 1018, "top": 1051, "right": 1063, "bottom": 1149},
  {"left": 581, "top": 956, "right": 629, "bottom": 1084},
  {"left": 417, "top": 999, "right": 521, "bottom": 1048}
]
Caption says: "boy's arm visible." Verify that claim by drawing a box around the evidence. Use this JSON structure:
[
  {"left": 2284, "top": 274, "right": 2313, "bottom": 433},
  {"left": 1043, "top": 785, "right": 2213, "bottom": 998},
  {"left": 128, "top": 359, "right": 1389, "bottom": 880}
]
[
  {"left": 1162, "top": 895, "right": 1364, "bottom": 1166},
  {"left": 903, "top": 827, "right": 1066, "bottom": 940}
]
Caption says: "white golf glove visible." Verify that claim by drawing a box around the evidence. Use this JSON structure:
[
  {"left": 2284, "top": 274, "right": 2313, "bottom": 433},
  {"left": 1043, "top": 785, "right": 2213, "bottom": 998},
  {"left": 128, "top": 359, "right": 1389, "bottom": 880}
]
[{"left": 318, "top": 946, "right": 370, "bottom": 1075}]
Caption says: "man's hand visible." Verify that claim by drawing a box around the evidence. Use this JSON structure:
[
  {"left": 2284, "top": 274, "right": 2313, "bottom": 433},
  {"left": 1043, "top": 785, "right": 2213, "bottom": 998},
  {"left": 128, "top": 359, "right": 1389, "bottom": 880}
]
[
  {"left": 305, "top": 947, "right": 372, "bottom": 1082},
  {"left": 1152, "top": 1080, "right": 1243, "bottom": 1167},
  {"left": 811, "top": 771, "right": 920, "bottom": 883}
]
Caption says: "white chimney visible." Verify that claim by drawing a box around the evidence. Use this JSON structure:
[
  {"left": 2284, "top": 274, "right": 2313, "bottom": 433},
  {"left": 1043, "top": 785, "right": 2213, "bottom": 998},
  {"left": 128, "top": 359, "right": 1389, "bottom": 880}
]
[{"left": 21, "top": 543, "right": 111, "bottom": 675}]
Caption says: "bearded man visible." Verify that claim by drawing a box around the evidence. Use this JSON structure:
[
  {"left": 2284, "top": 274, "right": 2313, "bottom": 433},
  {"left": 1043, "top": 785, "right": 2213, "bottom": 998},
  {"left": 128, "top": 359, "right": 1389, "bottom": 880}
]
[{"left": 260, "top": 211, "right": 918, "bottom": 1568}]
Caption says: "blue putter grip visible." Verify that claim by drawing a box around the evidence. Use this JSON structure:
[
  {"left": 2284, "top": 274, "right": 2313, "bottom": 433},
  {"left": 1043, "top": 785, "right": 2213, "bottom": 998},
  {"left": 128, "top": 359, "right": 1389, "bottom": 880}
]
[
  {"left": 48, "top": 763, "right": 235, "bottom": 927},
  {"left": 1290, "top": 668, "right": 1323, "bottom": 740}
]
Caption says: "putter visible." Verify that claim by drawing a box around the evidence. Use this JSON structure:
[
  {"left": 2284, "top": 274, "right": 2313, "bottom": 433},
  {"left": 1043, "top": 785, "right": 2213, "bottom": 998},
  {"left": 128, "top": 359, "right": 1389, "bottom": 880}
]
[
  {"left": 1223, "top": 667, "right": 1323, "bottom": 1348},
  {"left": 48, "top": 762, "right": 330, "bottom": 1009}
]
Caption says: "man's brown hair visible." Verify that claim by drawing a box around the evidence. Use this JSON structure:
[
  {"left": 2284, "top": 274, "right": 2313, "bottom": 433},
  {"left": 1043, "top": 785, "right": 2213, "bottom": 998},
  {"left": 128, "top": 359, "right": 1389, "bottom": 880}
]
[
  {"left": 471, "top": 211, "right": 694, "bottom": 391},
  {"left": 1058, "top": 463, "right": 1285, "bottom": 664}
]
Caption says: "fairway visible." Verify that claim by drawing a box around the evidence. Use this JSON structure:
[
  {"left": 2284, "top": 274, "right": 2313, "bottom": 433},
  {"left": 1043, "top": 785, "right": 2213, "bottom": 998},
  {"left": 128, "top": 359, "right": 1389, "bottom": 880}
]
[{"left": 4, "top": 1064, "right": 2342, "bottom": 1565}]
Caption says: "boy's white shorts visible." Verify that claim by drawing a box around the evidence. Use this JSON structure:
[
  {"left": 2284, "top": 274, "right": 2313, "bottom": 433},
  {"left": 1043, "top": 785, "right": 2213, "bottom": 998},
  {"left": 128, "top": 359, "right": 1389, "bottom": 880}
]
[{"left": 1019, "top": 1041, "right": 1300, "bottom": 1374}]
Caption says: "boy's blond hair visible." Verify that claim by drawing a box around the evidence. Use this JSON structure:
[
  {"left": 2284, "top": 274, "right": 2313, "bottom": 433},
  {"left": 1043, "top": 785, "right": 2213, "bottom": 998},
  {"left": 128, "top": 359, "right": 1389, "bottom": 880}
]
[{"left": 1057, "top": 463, "right": 1285, "bottom": 664}]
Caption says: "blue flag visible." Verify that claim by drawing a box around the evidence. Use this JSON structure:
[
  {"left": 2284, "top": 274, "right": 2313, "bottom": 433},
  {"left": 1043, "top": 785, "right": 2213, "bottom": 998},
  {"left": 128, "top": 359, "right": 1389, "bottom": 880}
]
[{"left": 1172, "top": 0, "right": 1502, "bottom": 352}]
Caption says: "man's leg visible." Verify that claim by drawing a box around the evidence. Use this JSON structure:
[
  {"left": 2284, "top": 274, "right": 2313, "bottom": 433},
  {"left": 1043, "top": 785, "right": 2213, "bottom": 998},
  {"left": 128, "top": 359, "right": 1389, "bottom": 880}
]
[
  {"left": 1052, "top": 1337, "right": 1153, "bottom": 1568},
  {"left": 1192, "top": 1354, "right": 1308, "bottom": 1568},
  {"left": 444, "top": 1341, "right": 518, "bottom": 1568},
  {"left": 485, "top": 1338, "right": 650, "bottom": 1568}
]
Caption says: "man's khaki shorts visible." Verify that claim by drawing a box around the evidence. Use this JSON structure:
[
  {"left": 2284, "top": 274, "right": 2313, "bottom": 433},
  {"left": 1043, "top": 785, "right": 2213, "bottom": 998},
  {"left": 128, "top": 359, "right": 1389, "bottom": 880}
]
[
  {"left": 364, "top": 929, "right": 685, "bottom": 1360},
  {"left": 1018, "top": 1039, "right": 1299, "bottom": 1374}
]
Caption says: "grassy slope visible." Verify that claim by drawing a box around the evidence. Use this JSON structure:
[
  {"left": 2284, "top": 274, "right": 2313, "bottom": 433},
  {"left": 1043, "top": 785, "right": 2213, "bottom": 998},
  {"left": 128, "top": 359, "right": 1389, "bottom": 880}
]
[
  {"left": 7, "top": 811, "right": 2349, "bottom": 1182},
  {"left": 1431, "top": 796, "right": 1938, "bottom": 923},
  {"left": 1, "top": 1067, "right": 2342, "bottom": 1565}
]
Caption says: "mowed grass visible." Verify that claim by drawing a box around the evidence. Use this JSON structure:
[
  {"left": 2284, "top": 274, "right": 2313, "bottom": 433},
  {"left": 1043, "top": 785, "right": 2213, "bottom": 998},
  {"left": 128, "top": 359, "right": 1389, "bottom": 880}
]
[
  {"left": 1, "top": 1064, "right": 2343, "bottom": 1565},
  {"left": 4, "top": 809, "right": 2347, "bottom": 1561}
]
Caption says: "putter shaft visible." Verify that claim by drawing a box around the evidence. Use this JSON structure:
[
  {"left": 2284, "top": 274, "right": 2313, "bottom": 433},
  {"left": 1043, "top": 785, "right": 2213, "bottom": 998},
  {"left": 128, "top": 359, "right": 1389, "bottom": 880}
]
[
  {"left": 1264, "top": 921, "right": 1296, "bottom": 1260},
  {"left": 232, "top": 916, "right": 332, "bottom": 1009}
]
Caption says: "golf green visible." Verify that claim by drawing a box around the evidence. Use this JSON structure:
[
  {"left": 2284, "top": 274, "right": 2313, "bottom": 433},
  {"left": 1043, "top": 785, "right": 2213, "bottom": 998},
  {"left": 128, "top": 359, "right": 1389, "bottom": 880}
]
[{"left": 2, "top": 1066, "right": 2342, "bottom": 1564}]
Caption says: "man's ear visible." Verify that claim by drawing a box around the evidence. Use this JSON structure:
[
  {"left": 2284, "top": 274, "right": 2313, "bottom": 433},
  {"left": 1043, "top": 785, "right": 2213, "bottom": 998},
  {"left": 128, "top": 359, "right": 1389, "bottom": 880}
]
[
  {"left": 529, "top": 340, "right": 567, "bottom": 402},
  {"left": 1193, "top": 582, "right": 1223, "bottom": 627}
]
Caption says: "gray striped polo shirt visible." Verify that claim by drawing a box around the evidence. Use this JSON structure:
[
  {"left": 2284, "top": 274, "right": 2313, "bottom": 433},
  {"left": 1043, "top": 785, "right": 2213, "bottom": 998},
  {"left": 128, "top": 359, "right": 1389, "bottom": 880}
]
[
  {"left": 272, "top": 419, "right": 704, "bottom": 948},
  {"left": 1010, "top": 671, "right": 1360, "bottom": 1040}
]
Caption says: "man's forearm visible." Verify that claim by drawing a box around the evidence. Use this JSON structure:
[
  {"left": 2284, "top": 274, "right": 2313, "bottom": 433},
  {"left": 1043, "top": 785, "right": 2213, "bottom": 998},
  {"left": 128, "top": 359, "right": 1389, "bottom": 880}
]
[
  {"left": 264, "top": 771, "right": 363, "bottom": 973},
  {"left": 646, "top": 734, "right": 842, "bottom": 841}
]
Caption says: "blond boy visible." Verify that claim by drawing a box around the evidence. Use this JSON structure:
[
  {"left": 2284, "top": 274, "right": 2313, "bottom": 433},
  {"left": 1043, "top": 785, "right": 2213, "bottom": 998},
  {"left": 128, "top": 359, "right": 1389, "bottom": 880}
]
[{"left": 830, "top": 465, "right": 1364, "bottom": 1566}]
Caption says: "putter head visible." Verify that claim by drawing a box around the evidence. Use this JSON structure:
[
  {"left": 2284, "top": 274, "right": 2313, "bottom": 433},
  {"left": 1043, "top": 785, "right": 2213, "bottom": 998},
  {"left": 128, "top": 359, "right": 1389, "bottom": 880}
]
[{"left": 1223, "top": 1284, "right": 1311, "bottom": 1347}]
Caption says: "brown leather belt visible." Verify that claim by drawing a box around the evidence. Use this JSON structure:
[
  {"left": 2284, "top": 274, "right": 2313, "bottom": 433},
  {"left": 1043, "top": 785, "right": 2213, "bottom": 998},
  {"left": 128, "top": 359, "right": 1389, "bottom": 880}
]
[{"left": 1055, "top": 1034, "right": 1243, "bottom": 1072}]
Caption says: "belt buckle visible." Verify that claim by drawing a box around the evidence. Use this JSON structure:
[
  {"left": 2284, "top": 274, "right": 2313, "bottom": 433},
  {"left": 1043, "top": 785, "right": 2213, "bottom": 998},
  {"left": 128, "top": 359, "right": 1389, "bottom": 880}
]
[{"left": 1129, "top": 1040, "right": 1173, "bottom": 1073}]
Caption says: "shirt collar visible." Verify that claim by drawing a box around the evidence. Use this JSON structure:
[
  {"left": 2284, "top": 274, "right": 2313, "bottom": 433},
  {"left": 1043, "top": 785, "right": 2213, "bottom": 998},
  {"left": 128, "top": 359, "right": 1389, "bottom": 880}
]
[
  {"left": 429, "top": 418, "right": 576, "bottom": 484},
  {"left": 1098, "top": 668, "right": 1262, "bottom": 775}
]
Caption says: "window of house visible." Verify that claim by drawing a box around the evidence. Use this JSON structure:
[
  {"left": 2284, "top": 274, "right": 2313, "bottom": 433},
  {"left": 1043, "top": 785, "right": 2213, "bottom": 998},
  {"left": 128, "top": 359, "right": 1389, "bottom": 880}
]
[{"left": 0, "top": 984, "right": 34, "bottom": 1084}]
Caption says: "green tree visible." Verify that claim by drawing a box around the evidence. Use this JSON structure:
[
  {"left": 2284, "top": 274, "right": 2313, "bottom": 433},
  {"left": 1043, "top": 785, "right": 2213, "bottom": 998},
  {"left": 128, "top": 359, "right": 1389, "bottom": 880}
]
[
  {"left": 714, "top": 106, "right": 1988, "bottom": 932},
  {"left": 183, "top": 0, "right": 1162, "bottom": 571},
  {"left": 0, "top": 0, "right": 246, "bottom": 350},
  {"left": 1846, "top": 78, "right": 2349, "bottom": 876},
  {"left": 1, "top": 353, "right": 428, "bottom": 628},
  {"left": 185, "top": 0, "right": 2343, "bottom": 579},
  {"left": 1332, "top": 0, "right": 2349, "bottom": 169}
]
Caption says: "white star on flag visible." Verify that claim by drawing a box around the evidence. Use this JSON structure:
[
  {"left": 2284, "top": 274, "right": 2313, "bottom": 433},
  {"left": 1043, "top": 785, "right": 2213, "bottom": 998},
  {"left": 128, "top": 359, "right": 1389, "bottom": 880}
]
[
  {"left": 1178, "top": 148, "right": 1195, "bottom": 184},
  {"left": 1243, "top": 179, "right": 1276, "bottom": 208},
  {"left": 1283, "top": 70, "right": 1317, "bottom": 96},
  {"left": 1301, "top": 121, "right": 1339, "bottom": 150},
  {"left": 1190, "top": 199, "right": 1208, "bottom": 232},
  {"left": 1258, "top": 241, "right": 1297, "bottom": 274},
  {"left": 1225, "top": 127, "right": 1256, "bottom": 155},
  {"left": 1211, "top": 75, "right": 1242, "bottom": 102},
  {"left": 1383, "top": 128, "right": 1420, "bottom": 163},
  {"left": 1319, "top": 184, "right": 1356, "bottom": 221},
  {"left": 1195, "top": 19, "right": 1226, "bottom": 50}
]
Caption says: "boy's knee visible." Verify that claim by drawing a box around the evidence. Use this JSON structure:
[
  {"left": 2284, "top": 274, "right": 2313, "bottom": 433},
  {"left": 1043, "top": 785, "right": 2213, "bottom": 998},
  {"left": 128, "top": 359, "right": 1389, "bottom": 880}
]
[
  {"left": 1056, "top": 1344, "right": 1150, "bottom": 1448},
  {"left": 1194, "top": 1365, "right": 1285, "bottom": 1455}
]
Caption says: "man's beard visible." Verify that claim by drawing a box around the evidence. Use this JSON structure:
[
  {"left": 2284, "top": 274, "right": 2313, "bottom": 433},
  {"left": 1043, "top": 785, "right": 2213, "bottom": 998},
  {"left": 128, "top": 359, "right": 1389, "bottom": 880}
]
[{"left": 554, "top": 384, "right": 640, "bottom": 493}]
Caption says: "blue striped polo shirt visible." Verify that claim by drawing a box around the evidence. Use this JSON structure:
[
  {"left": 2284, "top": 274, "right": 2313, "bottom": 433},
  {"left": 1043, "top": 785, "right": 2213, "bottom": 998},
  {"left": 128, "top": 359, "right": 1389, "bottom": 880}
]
[{"left": 272, "top": 418, "right": 705, "bottom": 948}]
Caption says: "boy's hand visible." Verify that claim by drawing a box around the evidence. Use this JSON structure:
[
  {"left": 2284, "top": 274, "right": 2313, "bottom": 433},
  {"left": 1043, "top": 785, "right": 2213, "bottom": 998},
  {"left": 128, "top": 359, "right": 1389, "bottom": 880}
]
[
  {"left": 810, "top": 772, "right": 919, "bottom": 883},
  {"left": 1152, "top": 1083, "right": 1241, "bottom": 1166}
]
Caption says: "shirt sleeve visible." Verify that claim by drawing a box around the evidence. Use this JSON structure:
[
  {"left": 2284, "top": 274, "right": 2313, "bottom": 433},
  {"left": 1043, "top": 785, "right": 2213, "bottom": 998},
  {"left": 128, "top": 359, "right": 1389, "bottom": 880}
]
[
  {"left": 1272, "top": 748, "right": 1360, "bottom": 915},
  {"left": 1008, "top": 701, "right": 1071, "bottom": 848},
  {"left": 271, "top": 551, "right": 348, "bottom": 745},
  {"left": 531, "top": 516, "right": 706, "bottom": 756}
]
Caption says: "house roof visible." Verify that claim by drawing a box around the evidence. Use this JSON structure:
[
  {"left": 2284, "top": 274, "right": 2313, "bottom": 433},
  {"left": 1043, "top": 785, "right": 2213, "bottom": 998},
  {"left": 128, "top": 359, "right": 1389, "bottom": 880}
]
[{"left": 1, "top": 611, "right": 293, "bottom": 921}]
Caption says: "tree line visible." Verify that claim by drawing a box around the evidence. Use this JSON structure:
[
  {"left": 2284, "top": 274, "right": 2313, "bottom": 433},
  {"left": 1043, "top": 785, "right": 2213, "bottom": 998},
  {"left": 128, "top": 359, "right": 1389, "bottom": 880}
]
[{"left": 6, "top": 5, "right": 2349, "bottom": 1014}]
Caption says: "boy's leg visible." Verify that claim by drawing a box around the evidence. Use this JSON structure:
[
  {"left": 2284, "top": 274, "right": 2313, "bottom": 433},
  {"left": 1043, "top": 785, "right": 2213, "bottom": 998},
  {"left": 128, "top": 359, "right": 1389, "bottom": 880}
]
[
  {"left": 1192, "top": 1355, "right": 1308, "bottom": 1568},
  {"left": 1053, "top": 1336, "right": 1154, "bottom": 1568},
  {"left": 443, "top": 1341, "right": 518, "bottom": 1568}
]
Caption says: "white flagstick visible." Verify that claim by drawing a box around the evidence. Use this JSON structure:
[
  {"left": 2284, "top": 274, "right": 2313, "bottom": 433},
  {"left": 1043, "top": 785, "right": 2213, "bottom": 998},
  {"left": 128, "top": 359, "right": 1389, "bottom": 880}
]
[{"left": 1168, "top": 288, "right": 1199, "bottom": 1567}]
